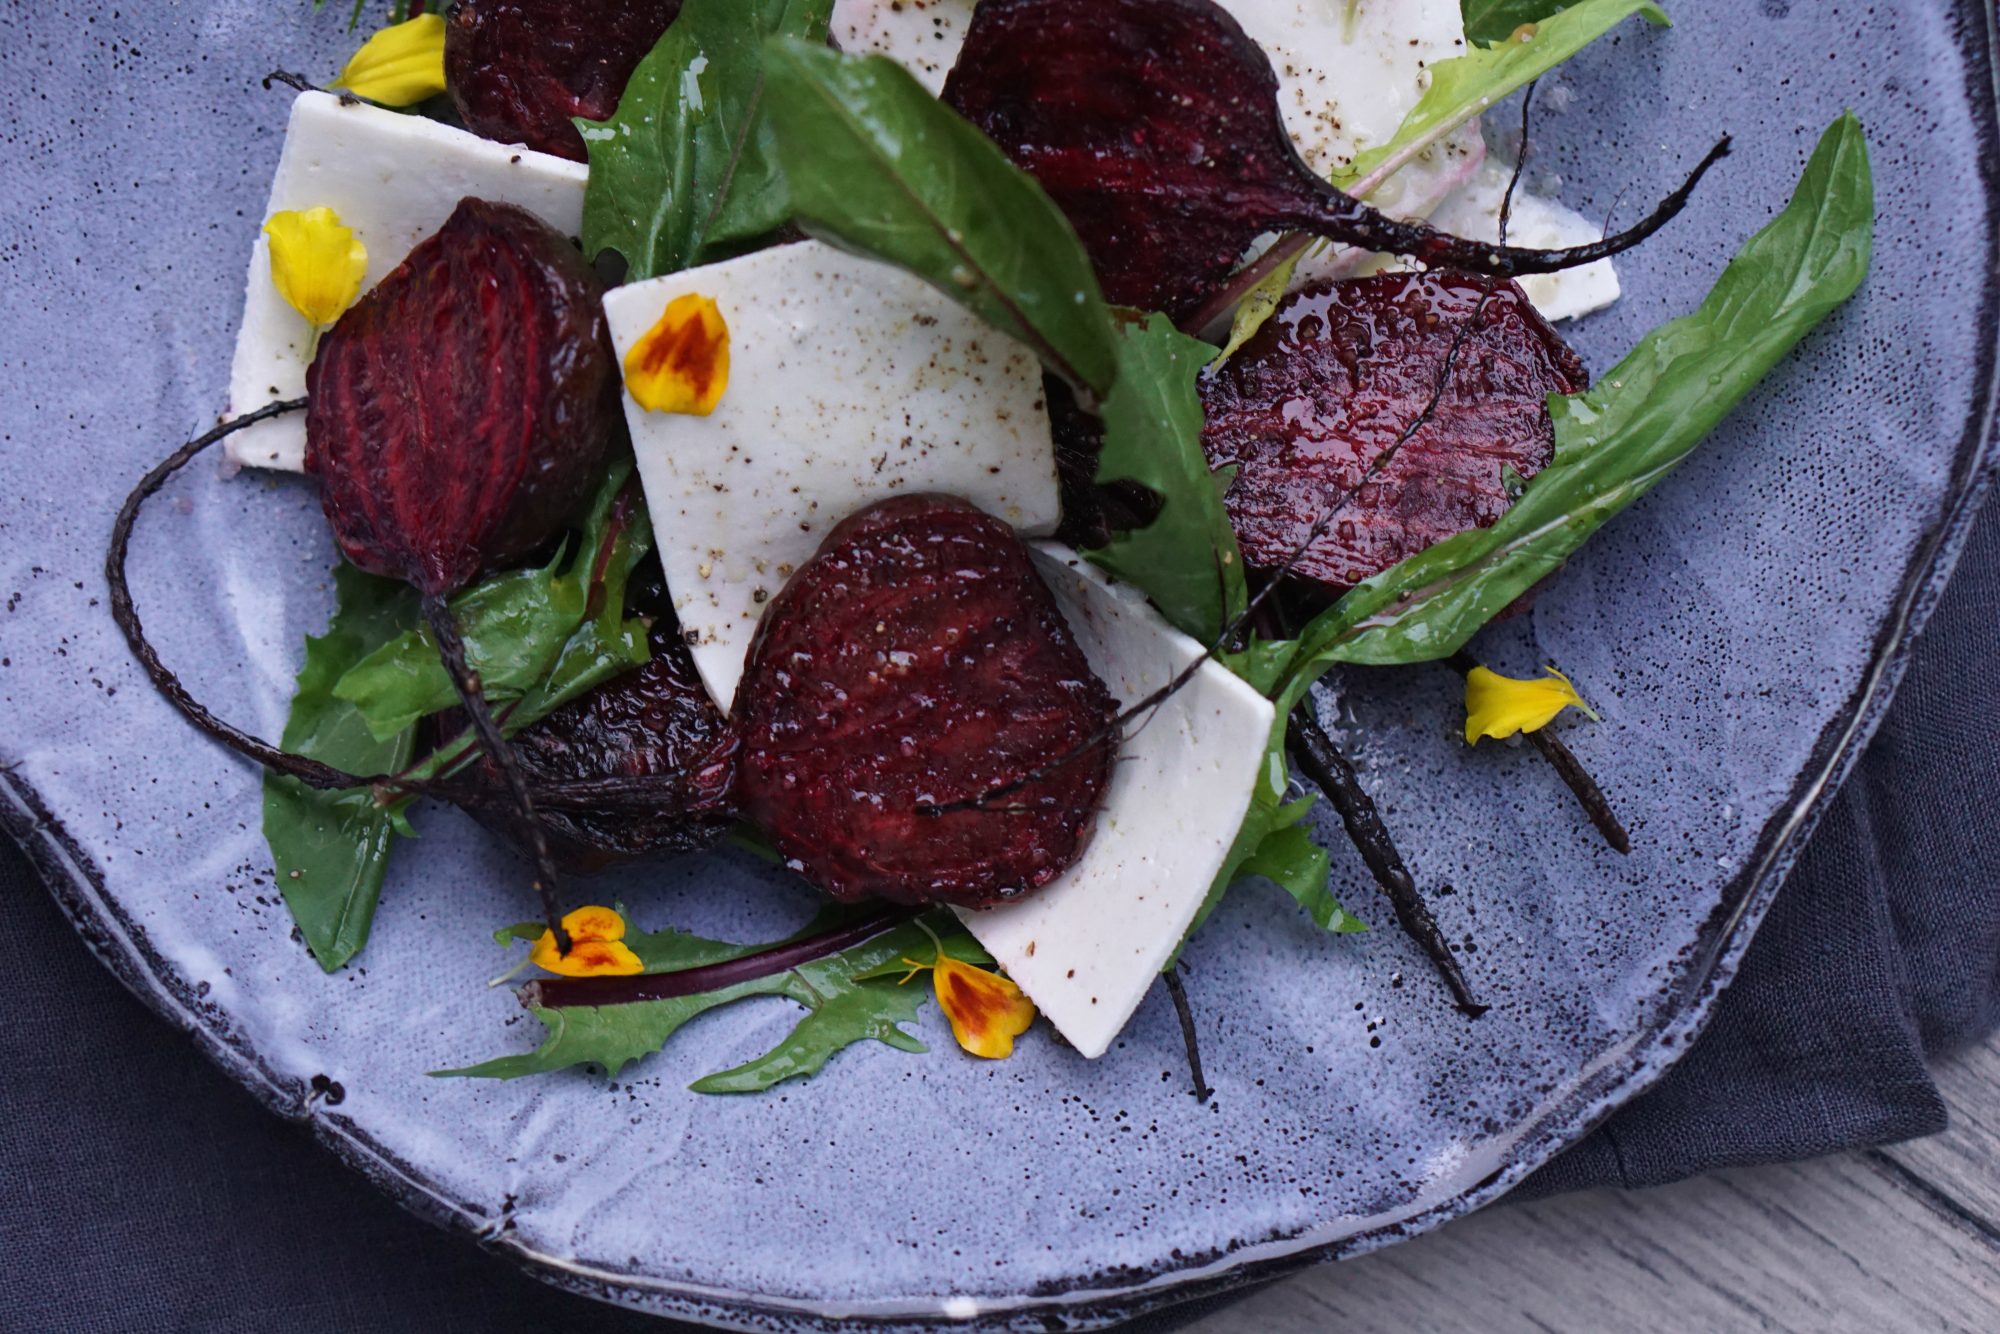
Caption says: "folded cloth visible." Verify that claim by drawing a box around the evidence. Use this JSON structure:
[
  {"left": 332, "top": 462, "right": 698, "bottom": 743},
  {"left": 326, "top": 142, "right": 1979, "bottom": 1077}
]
[
  {"left": 1521, "top": 490, "right": 2000, "bottom": 1196},
  {"left": 2, "top": 502, "right": 1994, "bottom": 1330}
]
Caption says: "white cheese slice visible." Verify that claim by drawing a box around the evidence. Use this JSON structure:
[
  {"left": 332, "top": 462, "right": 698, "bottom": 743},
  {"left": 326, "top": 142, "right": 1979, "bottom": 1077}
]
[
  {"left": 831, "top": 0, "right": 1464, "bottom": 181},
  {"left": 954, "top": 546, "right": 1276, "bottom": 1059},
  {"left": 602, "top": 240, "right": 1060, "bottom": 711},
  {"left": 224, "top": 92, "right": 588, "bottom": 471},
  {"left": 1424, "top": 157, "right": 1622, "bottom": 322}
]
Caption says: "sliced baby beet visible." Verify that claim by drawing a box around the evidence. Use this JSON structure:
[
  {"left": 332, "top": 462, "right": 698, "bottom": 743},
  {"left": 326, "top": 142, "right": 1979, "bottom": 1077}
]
[
  {"left": 1200, "top": 271, "right": 1588, "bottom": 599},
  {"left": 445, "top": 0, "right": 683, "bottom": 161},
  {"left": 438, "top": 560, "right": 739, "bottom": 872},
  {"left": 733, "top": 494, "right": 1117, "bottom": 909},
  {"left": 306, "top": 197, "right": 619, "bottom": 599},
  {"left": 942, "top": 0, "right": 1725, "bottom": 321}
]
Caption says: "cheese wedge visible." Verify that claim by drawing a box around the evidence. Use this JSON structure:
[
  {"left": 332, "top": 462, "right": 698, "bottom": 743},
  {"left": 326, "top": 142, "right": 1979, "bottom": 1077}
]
[
  {"left": 954, "top": 546, "right": 1275, "bottom": 1059},
  {"left": 224, "top": 92, "right": 587, "bottom": 470},
  {"left": 601, "top": 240, "right": 1060, "bottom": 710}
]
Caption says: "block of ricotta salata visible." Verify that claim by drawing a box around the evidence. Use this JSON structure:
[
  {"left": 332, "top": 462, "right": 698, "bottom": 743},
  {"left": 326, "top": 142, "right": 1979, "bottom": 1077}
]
[
  {"left": 602, "top": 240, "right": 1060, "bottom": 711},
  {"left": 953, "top": 546, "right": 1276, "bottom": 1059},
  {"left": 224, "top": 92, "right": 587, "bottom": 471}
]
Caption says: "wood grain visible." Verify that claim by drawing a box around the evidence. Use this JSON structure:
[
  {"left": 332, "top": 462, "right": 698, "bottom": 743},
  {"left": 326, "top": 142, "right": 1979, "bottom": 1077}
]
[{"left": 1187, "top": 1039, "right": 2000, "bottom": 1333}]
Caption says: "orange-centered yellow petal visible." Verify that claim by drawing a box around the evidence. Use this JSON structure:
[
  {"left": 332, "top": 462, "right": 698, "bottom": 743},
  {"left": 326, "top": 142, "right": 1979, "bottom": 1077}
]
[
  {"left": 264, "top": 207, "right": 367, "bottom": 329},
  {"left": 1463, "top": 665, "right": 1599, "bottom": 745},
  {"left": 333, "top": 13, "right": 448, "bottom": 107},
  {"left": 624, "top": 294, "right": 730, "bottom": 415},
  {"left": 932, "top": 956, "right": 1036, "bottom": 1059},
  {"left": 529, "top": 905, "right": 643, "bottom": 977}
]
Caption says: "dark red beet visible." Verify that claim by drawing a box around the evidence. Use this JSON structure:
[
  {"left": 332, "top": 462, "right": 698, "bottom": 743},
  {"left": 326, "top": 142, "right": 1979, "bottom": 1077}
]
[
  {"left": 439, "top": 562, "right": 739, "bottom": 872},
  {"left": 733, "top": 495, "right": 1116, "bottom": 908},
  {"left": 306, "top": 198, "right": 618, "bottom": 598},
  {"left": 942, "top": 0, "right": 1726, "bottom": 321},
  {"left": 1200, "top": 271, "right": 1587, "bottom": 599},
  {"left": 445, "top": 0, "right": 683, "bottom": 161}
]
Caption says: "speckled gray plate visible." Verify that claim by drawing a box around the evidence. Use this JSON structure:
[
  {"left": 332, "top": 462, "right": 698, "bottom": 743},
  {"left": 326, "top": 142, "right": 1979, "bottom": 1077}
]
[{"left": 1, "top": 2, "right": 1996, "bottom": 1329}]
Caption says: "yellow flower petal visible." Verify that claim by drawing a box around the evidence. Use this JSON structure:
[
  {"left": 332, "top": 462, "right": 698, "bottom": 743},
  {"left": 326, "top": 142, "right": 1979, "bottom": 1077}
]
[
  {"left": 333, "top": 13, "right": 448, "bottom": 107},
  {"left": 624, "top": 294, "right": 731, "bottom": 415},
  {"left": 932, "top": 956, "right": 1036, "bottom": 1059},
  {"left": 1463, "top": 665, "right": 1599, "bottom": 745},
  {"left": 527, "top": 905, "right": 641, "bottom": 976},
  {"left": 264, "top": 207, "right": 367, "bottom": 329}
]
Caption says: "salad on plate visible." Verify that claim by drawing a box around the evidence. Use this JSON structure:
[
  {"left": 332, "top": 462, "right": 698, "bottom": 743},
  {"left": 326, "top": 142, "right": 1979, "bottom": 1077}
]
[{"left": 107, "top": 0, "right": 1875, "bottom": 1095}]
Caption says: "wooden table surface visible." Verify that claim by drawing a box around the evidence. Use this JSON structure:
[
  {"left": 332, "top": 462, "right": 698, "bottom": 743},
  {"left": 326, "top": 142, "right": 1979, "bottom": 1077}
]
[{"left": 1186, "top": 1038, "right": 2000, "bottom": 1332}]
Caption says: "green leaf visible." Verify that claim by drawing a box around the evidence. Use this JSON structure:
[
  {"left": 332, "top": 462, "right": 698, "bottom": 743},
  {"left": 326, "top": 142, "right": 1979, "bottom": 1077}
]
[
  {"left": 1215, "top": 247, "right": 1309, "bottom": 368},
  {"left": 760, "top": 38, "right": 1121, "bottom": 400},
  {"left": 440, "top": 912, "right": 995, "bottom": 1092},
  {"left": 332, "top": 461, "right": 649, "bottom": 740},
  {"left": 263, "top": 564, "right": 420, "bottom": 972},
  {"left": 1342, "top": 0, "right": 1669, "bottom": 191},
  {"left": 578, "top": 0, "right": 835, "bottom": 280},
  {"left": 1241, "top": 798, "right": 1363, "bottom": 933},
  {"left": 1082, "top": 315, "right": 1246, "bottom": 640},
  {"left": 1462, "top": 0, "right": 1578, "bottom": 46},
  {"left": 1280, "top": 112, "right": 1873, "bottom": 688}
]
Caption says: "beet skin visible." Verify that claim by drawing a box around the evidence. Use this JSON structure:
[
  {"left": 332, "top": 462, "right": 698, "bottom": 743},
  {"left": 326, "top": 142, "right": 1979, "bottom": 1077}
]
[
  {"left": 733, "top": 495, "right": 1117, "bottom": 909},
  {"left": 443, "top": 560, "right": 739, "bottom": 872},
  {"left": 1200, "top": 271, "right": 1588, "bottom": 599},
  {"left": 446, "top": 0, "right": 683, "bottom": 161},
  {"left": 305, "top": 198, "right": 619, "bottom": 599}
]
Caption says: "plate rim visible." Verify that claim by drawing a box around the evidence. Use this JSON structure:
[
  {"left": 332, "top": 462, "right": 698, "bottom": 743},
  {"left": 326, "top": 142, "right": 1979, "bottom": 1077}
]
[{"left": 7, "top": 2, "right": 1998, "bottom": 1325}]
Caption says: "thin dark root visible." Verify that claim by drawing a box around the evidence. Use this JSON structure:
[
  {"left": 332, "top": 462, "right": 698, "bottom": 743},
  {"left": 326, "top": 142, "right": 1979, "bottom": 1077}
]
[
  {"left": 1287, "top": 706, "right": 1488, "bottom": 1016},
  {"left": 421, "top": 595, "right": 569, "bottom": 949},
  {"left": 1447, "top": 650, "right": 1629, "bottom": 854},
  {"left": 1162, "top": 967, "right": 1213, "bottom": 1102},
  {"left": 105, "top": 400, "right": 400, "bottom": 794},
  {"left": 264, "top": 70, "right": 361, "bottom": 105},
  {"left": 525, "top": 908, "right": 914, "bottom": 1009}
]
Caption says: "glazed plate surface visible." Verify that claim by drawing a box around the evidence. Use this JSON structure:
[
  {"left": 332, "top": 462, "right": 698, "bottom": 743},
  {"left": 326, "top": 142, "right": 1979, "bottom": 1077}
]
[{"left": 1, "top": 2, "right": 1995, "bottom": 1328}]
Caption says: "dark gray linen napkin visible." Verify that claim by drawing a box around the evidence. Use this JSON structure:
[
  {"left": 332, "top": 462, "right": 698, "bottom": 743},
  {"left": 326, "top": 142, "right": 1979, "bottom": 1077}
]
[{"left": 2, "top": 501, "right": 1994, "bottom": 1331}]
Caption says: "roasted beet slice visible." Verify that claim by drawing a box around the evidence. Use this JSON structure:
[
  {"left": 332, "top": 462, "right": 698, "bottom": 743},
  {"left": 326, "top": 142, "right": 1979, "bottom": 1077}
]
[
  {"left": 439, "top": 561, "right": 739, "bottom": 872},
  {"left": 306, "top": 197, "right": 618, "bottom": 598},
  {"left": 733, "top": 495, "right": 1117, "bottom": 908},
  {"left": 942, "top": 0, "right": 1725, "bottom": 321},
  {"left": 1200, "top": 271, "right": 1587, "bottom": 599},
  {"left": 445, "top": 0, "right": 683, "bottom": 161},
  {"left": 307, "top": 196, "right": 621, "bottom": 939}
]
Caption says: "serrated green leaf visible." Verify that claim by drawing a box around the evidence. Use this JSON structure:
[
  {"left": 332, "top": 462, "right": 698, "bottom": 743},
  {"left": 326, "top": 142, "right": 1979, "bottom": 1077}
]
[
  {"left": 760, "top": 39, "right": 1121, "bottom": 399},
  {"left": 1342, "top": 1, "right": 1669, "bottom": 191},
  {"left": 1279, "top": 112, "right": 1873, "bottom": 690},
  {"left": 1082, "top": 315, "right": 1246, "bottom": 640},
  {"left": 332, "top": 461, "right": 649, "bottom": 739},
  {"left": 263, "top": 564, "right": 419, "bottom": 972},
  {"left": 440, "top": 911, "right": 995, "bottom": 1092},
  {"left": 578, "top": 0, "right": 835, "bottom": 280}
]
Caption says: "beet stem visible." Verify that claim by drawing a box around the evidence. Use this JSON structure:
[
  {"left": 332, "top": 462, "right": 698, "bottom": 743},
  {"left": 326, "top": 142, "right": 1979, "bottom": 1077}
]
[
  {"left": 1162, "top": 967, "right": 1213, "bottom": 1103},
  {"left": 420, "top": 593, "right": 569, "bottom": 949},
  {"left": 1288, "top": 705, "right": 1489, "bottom": 1017},
  {"left": 523, "top": 907, "right": 913, "bottom": 1009},
  {"left": 1446, "top": 651, "right": 1629, "bottom": 854},
  {"left": 106, "top": 399, "right": 403, "bottom": 793}
]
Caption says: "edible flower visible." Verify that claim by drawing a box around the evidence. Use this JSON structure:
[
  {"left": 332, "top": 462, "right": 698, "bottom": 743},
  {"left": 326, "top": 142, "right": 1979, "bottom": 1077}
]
[
  {"left": 333, "top": 13, "right": 449, "bottom": 107},
  {"left": 624, "top": 294, "right": 731, "bottom": 415},
  {"left": 898, "top": 940, "right": 1036, "bottom": 1060},
  {"left": 529, "top": 905, "right": 643, "bottom": 978},
  {"left": 1463, "top": 665, "right": 1600, "bottom": 745},
  {"left": 264, "top": 207, "right": 367, "bottom": 331}
]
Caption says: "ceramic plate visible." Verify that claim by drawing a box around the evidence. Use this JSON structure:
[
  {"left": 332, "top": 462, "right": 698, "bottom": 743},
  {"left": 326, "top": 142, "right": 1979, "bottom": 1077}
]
[{"left": 2, "top": 2, "right": 1995, "bottom": 1328}]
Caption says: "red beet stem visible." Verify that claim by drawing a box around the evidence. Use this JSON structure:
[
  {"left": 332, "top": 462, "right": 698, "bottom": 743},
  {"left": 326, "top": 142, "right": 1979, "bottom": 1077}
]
[{"left": 522, "top": 907, "right": 912, "bottom": 1009}]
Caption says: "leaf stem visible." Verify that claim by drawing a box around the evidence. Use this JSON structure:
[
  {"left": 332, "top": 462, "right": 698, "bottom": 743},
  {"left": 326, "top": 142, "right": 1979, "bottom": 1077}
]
[
  {"left": 1162, "top": 967, "right": 1213, "bottom": 1102},
  {"left": 524, "top": 908, "right": 914, "bottom": 1009}
]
